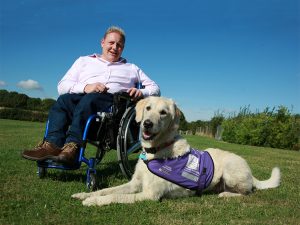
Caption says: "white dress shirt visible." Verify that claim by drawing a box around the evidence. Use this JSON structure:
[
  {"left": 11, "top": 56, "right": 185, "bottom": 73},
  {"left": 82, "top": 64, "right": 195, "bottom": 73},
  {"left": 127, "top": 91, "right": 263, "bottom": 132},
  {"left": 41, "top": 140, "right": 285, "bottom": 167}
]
[{"left": 57, "top": 54, "right": 160, "bottom": 97}]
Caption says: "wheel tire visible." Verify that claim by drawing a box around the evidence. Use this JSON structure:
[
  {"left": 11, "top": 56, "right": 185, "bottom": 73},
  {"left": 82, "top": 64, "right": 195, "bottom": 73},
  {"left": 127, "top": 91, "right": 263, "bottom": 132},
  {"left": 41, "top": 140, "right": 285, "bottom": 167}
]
[{"left": 117, "top": 106, "right": 141, "bottom": 179}]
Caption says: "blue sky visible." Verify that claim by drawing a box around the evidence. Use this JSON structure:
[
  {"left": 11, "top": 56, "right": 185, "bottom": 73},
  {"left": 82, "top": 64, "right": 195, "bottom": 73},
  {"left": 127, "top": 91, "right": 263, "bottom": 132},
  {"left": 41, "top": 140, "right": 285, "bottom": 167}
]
[{"left": 0, "top": 0, "right": 299, "bottom": 121}]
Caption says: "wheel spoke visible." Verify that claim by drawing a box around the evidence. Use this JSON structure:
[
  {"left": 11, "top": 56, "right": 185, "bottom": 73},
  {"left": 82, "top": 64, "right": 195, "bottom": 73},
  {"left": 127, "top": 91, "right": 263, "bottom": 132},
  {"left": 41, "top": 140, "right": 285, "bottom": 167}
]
[{"left": 126, "top": 141, "right": 141, "bottom": 154}]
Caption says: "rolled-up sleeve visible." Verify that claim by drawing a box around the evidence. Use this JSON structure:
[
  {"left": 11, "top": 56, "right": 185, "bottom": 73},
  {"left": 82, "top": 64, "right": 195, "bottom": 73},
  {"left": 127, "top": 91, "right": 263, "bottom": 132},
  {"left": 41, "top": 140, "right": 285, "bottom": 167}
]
[{"left": 135, "top": 66, "right": 160, "bottom": 97}]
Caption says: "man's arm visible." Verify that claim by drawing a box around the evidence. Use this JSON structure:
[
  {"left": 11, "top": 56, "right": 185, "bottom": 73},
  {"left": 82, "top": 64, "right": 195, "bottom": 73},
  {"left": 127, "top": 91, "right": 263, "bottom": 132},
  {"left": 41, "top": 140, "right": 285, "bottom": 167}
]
[{"left": 57, "top": 57, "right": 86, "bottom": 95}]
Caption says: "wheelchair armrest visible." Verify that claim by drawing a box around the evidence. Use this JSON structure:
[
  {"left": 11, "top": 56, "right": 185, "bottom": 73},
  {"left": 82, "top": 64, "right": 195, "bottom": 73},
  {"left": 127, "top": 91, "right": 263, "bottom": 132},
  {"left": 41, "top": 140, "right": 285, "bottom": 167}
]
[
  {"left": 114, "top": 92, "right": 131, "bottom": 101},
  {"left": 113, "top": 92, "right": 144, "bottom": 111}
]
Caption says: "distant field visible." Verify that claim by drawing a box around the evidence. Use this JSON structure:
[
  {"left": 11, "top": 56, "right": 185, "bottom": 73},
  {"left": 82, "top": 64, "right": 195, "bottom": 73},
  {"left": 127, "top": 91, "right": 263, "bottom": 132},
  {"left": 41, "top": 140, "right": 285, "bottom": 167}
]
[{"left": 1, "top": 119, "right": 299, "bottom": 225}]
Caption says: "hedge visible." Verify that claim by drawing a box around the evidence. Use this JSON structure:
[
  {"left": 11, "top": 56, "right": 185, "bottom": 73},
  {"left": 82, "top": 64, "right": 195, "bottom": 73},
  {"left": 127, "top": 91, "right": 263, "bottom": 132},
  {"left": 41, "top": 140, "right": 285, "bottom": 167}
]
[
  {"left": 221, "top": 106, "right": 300, "bottom": 150},
  {"left": 0, "top": 107, "right": 48, "bottom": 122}
]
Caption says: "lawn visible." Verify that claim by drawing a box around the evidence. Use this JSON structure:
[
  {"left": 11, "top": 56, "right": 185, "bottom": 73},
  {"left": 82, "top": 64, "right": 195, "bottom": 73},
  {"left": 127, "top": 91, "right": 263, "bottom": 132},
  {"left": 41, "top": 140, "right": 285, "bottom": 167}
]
[{"left": 1, "top": 119, "right": 299, "bottom": 225}]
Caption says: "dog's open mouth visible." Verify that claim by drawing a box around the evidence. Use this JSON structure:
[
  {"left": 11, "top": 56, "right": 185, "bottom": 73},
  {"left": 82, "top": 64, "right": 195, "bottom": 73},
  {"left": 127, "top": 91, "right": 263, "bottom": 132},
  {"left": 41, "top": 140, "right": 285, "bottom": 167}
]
[{"left": 142, "top": 131, "right": 157, "bottom": 140}]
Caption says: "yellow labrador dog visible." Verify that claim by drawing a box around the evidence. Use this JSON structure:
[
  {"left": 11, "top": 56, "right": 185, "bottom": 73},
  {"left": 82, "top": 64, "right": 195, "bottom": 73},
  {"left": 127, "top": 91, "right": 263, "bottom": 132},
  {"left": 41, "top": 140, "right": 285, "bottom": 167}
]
[{"left": 72, "top": 96, "right": 280, "bottom": 206}]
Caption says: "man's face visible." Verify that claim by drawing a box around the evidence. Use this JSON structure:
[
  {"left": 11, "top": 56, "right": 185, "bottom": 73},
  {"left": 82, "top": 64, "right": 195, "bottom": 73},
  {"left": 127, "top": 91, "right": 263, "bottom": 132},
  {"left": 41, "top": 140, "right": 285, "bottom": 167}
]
[{"left": 101, "top": 32, "right": 124, "bottom": 62}]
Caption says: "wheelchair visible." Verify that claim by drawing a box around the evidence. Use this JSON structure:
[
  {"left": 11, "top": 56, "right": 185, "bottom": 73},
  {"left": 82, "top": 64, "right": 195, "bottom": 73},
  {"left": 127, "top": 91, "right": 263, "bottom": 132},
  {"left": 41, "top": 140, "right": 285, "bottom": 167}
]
[{"left": 36, "top": 92, "right": 142, "bottom": 191}]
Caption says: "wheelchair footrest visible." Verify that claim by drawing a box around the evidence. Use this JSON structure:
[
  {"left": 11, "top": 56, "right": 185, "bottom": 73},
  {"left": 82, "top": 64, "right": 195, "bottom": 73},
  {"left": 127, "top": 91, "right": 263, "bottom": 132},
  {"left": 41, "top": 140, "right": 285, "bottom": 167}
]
[{"left": 37, "top": 160, "right": 81, "bottom": 170}]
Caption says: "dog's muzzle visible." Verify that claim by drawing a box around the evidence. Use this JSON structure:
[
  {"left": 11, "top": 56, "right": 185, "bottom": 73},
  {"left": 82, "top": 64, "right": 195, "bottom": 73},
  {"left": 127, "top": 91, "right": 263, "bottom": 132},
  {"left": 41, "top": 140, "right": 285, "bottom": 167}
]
[{"left": 142, "top": 119, "right": 157, "bottom": 140}]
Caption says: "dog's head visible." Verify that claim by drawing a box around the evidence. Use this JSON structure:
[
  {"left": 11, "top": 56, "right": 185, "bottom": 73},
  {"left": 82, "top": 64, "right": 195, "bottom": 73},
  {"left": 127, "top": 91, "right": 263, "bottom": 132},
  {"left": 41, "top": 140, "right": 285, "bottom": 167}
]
[{"left": 135, "top": 96, "right": 181, "bottom": 147}]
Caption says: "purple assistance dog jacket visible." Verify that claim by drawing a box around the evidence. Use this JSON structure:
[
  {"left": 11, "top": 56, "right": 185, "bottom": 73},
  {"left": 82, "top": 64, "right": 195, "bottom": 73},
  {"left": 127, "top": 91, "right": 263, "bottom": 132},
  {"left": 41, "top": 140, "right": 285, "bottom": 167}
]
[{"left": 140, "top": 148, "right": 214, "bottom": 194}]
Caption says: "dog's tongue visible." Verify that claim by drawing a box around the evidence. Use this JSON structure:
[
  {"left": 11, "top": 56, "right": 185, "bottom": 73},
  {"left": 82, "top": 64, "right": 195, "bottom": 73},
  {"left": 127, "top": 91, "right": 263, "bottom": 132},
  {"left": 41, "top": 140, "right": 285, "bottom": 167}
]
[{"left": 143, "top": 131, "right": 152, "bottom": 139}]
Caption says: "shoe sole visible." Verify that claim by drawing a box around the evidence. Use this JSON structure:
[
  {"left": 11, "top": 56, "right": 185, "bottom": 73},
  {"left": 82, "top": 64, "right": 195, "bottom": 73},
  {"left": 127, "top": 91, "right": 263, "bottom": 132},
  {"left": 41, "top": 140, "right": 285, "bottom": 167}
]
[{"left": 22, "top": 154, "right": 60, "bottom": 161}]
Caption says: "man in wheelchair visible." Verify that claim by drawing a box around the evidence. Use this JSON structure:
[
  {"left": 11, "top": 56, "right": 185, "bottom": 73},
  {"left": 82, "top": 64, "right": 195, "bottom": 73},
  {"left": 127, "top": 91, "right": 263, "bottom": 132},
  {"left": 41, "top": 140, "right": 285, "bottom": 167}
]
[{"left": 22, "top": 26, "right": 160, "bottom": 166}]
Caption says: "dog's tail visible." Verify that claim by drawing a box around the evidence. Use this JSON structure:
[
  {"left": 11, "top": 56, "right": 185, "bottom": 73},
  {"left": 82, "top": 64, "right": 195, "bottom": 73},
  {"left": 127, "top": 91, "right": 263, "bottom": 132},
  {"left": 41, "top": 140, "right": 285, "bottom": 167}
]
[{"left": 252, "top": 167, "right": 281, "bottom": 190}]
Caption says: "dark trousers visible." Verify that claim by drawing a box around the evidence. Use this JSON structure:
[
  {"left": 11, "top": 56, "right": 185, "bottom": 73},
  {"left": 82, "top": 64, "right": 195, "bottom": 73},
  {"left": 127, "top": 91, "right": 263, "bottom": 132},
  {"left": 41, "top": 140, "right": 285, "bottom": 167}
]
[{"left": 45, "top": 93, "right": 113, "bottom": 147}]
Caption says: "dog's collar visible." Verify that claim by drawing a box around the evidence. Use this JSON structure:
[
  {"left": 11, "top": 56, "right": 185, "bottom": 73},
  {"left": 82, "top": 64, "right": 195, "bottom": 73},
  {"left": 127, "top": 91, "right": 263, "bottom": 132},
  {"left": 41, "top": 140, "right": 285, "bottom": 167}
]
[{"left": 143, "top": 139, "right": 176, "bottom": 154}]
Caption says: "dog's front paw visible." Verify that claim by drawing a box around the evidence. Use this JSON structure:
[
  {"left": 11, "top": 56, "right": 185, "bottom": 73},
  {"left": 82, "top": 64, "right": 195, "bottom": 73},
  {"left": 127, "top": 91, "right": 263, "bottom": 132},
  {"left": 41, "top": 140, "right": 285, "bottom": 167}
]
[
  {"left": 82, "top": 196, "right": 112, "bottom": 207},
  {"left": 72, "top": 192, "right": 91, "bottom": 200},
  {"left": 82, "top": 196, "right": 105, "bottom": 207}
]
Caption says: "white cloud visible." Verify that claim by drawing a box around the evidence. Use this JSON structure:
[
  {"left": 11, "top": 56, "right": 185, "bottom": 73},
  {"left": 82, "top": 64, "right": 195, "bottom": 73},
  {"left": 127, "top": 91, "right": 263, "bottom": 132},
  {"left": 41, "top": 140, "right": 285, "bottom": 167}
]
[
  {"left": 0, "top": 80, "right": 6, "bottom": 86},
  {"left": 17, "top": 79, "right": 43, "bottom": 90}
]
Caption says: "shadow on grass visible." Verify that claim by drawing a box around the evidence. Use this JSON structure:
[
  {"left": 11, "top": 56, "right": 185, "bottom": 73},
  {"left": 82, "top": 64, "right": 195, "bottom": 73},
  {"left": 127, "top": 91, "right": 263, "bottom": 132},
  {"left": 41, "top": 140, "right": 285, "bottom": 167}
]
[{"left": 40, "top": 159, "right": 135, "bottom": 190}]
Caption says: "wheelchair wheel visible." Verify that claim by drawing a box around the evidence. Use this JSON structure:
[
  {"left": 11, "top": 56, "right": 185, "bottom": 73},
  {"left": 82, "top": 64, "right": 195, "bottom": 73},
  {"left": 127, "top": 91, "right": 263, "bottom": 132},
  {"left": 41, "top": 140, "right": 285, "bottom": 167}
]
[
  {"left": 37, "top": 166, "right": 47, "bottom": 178},
  {"left": 117, "top": 105, "right": 141, "bottom": 179}
]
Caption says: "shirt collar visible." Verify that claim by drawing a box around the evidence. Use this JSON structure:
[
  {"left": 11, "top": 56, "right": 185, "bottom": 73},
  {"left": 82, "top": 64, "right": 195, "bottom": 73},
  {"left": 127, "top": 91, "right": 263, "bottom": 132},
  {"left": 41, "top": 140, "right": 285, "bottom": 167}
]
[{"left": 93, "top": 53, "right": 127, "bottom": 64}]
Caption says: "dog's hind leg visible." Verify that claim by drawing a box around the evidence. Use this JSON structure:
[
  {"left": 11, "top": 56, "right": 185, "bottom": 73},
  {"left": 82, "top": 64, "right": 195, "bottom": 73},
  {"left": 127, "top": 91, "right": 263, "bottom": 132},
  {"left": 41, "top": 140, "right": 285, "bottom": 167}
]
[
  {"left": 218, "top": 160, "right": 253, "bottom": 197},
  {"left": 212, "top": 178, "right": 244, "bottom": 197}
]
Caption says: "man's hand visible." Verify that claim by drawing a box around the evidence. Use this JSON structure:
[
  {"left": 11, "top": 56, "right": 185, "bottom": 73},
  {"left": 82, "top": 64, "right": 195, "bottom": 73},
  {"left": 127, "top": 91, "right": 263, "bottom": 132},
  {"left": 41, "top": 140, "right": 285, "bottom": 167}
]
[
  {"left": 84, "top": 83, "right": 109, "bottom": 93},
  {"left": 127, "top": 87, "right": 143, "bottom": 101}
]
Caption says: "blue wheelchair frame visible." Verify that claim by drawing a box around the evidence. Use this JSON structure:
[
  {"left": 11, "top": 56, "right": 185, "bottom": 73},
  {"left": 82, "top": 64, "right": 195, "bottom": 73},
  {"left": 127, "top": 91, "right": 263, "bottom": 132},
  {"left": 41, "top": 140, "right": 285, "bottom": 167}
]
[
  {"left": 37, "top": 112, "right": 108, "bottom": 189},
  {"left": 36, "top": 90, "right": 143, "bottom": 191}
]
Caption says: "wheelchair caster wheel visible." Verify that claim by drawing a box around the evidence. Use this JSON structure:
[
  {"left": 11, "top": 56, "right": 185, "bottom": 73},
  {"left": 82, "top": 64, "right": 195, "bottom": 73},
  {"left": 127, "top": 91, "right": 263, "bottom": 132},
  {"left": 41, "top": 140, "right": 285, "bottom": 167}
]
[
  {"left": 87, "top": 173, "right": 97, "bottom": 192},
  {"left": 37, "top": 167, "right": 47, "bottom": 178}
]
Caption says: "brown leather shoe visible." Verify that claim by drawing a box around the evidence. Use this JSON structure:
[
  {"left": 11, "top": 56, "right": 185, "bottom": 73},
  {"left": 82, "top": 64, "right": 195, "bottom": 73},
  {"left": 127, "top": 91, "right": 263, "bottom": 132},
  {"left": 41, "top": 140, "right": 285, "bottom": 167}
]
[
  {"left": 55, "top": 142, "right": 79, "bottom": 166},
  {"left": 22, "top": 141, "right": 62, "bottom": 161}
]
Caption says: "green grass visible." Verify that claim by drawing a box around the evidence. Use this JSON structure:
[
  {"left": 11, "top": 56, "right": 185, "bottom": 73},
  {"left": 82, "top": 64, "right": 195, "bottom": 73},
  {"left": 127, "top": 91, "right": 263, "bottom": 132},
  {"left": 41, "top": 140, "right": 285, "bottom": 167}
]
[{"left": 1, "top": 119, "right": 300, "bottom": 225}]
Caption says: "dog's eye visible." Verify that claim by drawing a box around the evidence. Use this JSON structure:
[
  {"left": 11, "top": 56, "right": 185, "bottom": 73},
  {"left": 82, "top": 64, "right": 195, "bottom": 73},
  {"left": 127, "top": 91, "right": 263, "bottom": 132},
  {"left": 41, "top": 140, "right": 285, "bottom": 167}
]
[
  {"left": 146, "top": 106, "right": 151, "bottom": 111},
  {"left": 160, "top": 110, "right": 167, "bottom": 116}
]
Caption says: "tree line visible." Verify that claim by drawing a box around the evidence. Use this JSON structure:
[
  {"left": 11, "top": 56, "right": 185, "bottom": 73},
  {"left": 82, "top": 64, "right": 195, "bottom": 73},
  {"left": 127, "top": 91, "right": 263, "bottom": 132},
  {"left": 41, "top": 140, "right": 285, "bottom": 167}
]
[
  {"left": 1, "top": 89, "right": 299, "bottom": 150},
  {"left": 0, "top": 89, "right": 55, "bottom": 112}
]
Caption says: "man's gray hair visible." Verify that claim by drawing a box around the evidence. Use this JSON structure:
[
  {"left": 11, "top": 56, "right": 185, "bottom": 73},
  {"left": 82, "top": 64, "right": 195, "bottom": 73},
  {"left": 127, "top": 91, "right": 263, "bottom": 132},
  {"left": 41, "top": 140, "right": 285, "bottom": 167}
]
[{"left": 104, "top": 26, "right": 126, "bottom": 44}]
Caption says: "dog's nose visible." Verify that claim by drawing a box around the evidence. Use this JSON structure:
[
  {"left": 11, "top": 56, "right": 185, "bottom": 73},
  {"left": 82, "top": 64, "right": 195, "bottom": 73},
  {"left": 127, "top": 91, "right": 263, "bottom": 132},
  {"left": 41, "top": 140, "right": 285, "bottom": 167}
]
[{"left": 143, "top": 119, "right": 153, "bottom": 129}]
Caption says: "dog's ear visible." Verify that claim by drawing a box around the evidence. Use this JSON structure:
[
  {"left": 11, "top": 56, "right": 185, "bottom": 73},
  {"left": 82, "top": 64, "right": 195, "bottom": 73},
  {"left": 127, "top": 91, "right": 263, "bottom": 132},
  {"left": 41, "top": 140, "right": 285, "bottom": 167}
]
[
  {"left": 174, "top": 104, "right": 181, "bottom": 123},
  {"left": 135, "top": 98, "right": 147, "bottom": 122},
  {"left": 169, "top": 99, "right": 181, "bottom": 130},
  {"left": 169, "top": 99, "right": 181, "bottom": 120},
  {"left": 173, "top": 103, "right": 181, "bottom": 127}
]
